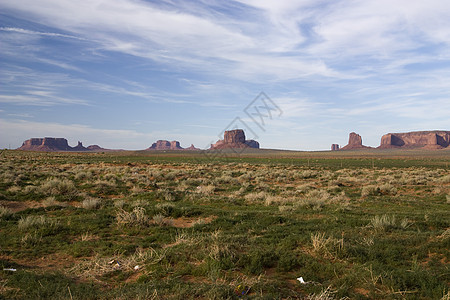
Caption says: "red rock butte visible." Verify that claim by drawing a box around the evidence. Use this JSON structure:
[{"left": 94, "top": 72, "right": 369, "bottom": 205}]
[
  {"left": 210, "top": 129, "right": 259, "bottom": 149},
  {"left": 340, "top": 132, "right": 372, "bottom": 150},
  {"left": 331, "top": 144, "right": 340, "bottom": 151},
  {"left": 146, "top": 140, "right": 199, "bottom": 150},
  {"left": 378, "top": 131, "right": 450, "bottom": 149},
  {"left": 18, "top": 138, "right": 92, "bottom": 152}
]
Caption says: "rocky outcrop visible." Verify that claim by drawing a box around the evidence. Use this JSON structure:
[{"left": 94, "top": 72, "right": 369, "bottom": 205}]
[
  {"left": 331, "top": 144, "right": 339, "bottom": 151},
  {"left": 146, "top": 140, "right": 199, "bottom": 150},
  {"left": 341, "top": 132, "right": 371, "bottom": 150},
  {"left": 185, "top": 144, "right": 200, "bottom": 151},
  {"left": 147, "top": 140, "right": 182, "bottom": 150},
  {"left": 18, "top": 138, "right": 91, "bottom": 152},
  {"left": 210, "top": 129, "right": 260, "bottom": 149},
  {"left": 378, "top": 131, "right": 450, "bottom": 149},
  {"left": 86, "top": 145, "right": 109, "bottom": 152},
  {"left": 244, "top": 140, "right": 260, "bottom": 149}
]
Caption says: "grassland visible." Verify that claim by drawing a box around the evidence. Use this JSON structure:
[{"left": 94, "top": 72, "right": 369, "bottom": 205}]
[{"left": 0, "top": 149, "right": 449, "bottom": 299}]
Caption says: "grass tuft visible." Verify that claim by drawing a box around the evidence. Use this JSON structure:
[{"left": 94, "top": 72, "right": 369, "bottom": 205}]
[{"left": 116, "top": 207, "right": 148, "bottom": 227}]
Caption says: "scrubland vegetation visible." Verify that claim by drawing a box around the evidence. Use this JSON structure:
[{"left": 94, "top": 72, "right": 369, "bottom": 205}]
[{"left": 0, "top": 150, "right": 449, "bottom": 299}]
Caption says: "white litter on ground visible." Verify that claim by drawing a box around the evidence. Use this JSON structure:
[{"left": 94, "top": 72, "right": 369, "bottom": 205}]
[{"left": 297, "top": 276, "right": 306, "bottom": 284}]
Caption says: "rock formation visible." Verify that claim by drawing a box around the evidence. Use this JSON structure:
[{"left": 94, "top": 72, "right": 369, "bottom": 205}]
[
  {"left": 331, "top": 144, "right": 339, "bottom": 151},
  {"left": 17, "top": 137, "right": 112, "bottom": 152},
  {"left": 378, "top": 131, "right": 450, "bottom": 149},
  {"left": 147, "top": 140, "right": 182, "bottom": 150},
  {"left": 146, "top": 140, "right": 199, "bottom": 150},
  {"left": 86, "top": 145, "right": 108, "bottom": 151},
  {"left": 185, "top": 144, "right": 200, "bottom": 151},
  {"left": 210, "top": 129, "right": 260, "bottom": 149},
  {"left": 18, "top": 138, "right": 90, "bottom": 152},
  {"left": 340, "top": 132, "right": 371, "bottom": 150}
]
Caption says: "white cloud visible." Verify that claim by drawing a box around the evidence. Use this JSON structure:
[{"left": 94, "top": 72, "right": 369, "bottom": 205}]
[
  {"left": 0, "top": 27, "right": 89, "bottom": 41},
  {"left": 2, "top": 0, "right": 450, "bottom": 82}
]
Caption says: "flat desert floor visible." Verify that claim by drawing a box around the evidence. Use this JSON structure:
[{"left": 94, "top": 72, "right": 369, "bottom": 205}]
[{"left": 1, "top": 149, "right": 449, "bottom": 299}]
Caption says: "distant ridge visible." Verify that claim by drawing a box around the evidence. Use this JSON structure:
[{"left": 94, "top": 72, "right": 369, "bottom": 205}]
[
  {"left": 145, "top": 140, "right": 200, "bottom": 151},
  {"left": 16, "top": 130, "right": 450, "bottom": 152},
  {"left": 333, "top": 130, "right": 450, "bottom": 151},
  {"left": 378, "top": 130, "right": 450, "bottom": 149}
]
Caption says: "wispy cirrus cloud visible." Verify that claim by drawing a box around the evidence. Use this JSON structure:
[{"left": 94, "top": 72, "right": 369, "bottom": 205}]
[
  {"left": 0, "top": 27, "right": 89, "bottom": 41},
  {"left": 2, "top": 0, "right": 450, "bottom": 81}
]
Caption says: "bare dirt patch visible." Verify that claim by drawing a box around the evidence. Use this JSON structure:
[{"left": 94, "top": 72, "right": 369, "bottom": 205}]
[
  {"left": 170, "top": 216, "right": 216, "bottom": 228},
  {"left": 0, "top": 200, "right": 42, "bottom": 212}
]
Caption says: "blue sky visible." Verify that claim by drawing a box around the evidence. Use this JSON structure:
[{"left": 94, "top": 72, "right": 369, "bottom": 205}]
[{"left": 1, "top": 0, "right": 449, "bottom": 150}]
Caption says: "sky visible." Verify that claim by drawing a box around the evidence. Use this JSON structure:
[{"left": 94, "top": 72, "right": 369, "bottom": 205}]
[{"left": 1, "top": 0, "right": 450, "bottom": 150}]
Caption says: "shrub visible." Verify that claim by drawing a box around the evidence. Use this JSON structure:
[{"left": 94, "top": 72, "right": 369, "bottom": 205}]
[
  {"left": 0, "top": 205, "right": 13, "bottom": 219},
  {"left": 42, "top": 196, "right": 67, "bottom": 207},
  {"left": 95, "top": 180, "right": 117, "bottom": 193},
  {"left": 21, "top": 232, "right": 42, "bottom": 246},
  {"left": 130, "top": 186, "right": 145, "bottom": 195},
  {"left": 74, "top": 171, "right": 92, "bottom": 181},
  {"left": 7, "top": 185, "right": 21, "bottom": 193},
  {"left": 306, "top": 286, "right": 336, "bottom": 300},
  {"left": 279, "top": 205, "right": 295, "bottom": 213},
  {"left": 18, "top": 215, "right": 60, "bottom": 232},
  {"left": 310, "top": 232, "right": 344, "bottom": 258},
  {"left": 40, "top": 178, "right": 78, "bottom": 199},
  {"left": 196, "top": 185, "right": 215, "bottom": 195},
  {"left": 114, "top": 199, "right": 125, "bottom": 209},
  {"left": 379, "top": 183, "right": 398, "bottom": 195},
  {"left": 264, "top": 195, "right": 287, "bottom": 206},
  {"left": 244, "top": 191, "right": 267, "bottom": 203},
  {"left": 370, "top": 214, "right": 396, "bottom": 232},
  {"left": 82, "top": 198, "right": 102, "bottom": 210},
  {"left": 298, "top": 190, "right": 330, "bottom": 210},
  {"left": 152, "top": 214, "right": 173, "bottom": 227},
  {"left": 23, "top": 185, "right": 39, "bottom": 194},
  {"left": 439, "top": 174, "right": 450, "bottom": 184},
  {"left": 361, "top": 185, "right": 379, "bottom": 197},
  {"left": 155, "top": 202, "right": 175, "bottom": 216},
  {"left": 116, "top": 207, "right": 148, "bottom": 227}
]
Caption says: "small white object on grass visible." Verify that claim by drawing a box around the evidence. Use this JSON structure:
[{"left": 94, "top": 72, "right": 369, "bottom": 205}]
[
  {"left": 134, "top": 265, "right": 140, "bottom": 270},
  {"left": 297, "top": 276, "right": 306, "bottom": 284},
  {"left": 3, "top": 268, "right": 17, "bottom": 272}
]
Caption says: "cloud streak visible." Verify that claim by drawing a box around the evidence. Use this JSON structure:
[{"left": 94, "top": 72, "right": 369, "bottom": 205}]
[{"left": 0, "top": 27, "right": 89, "bottom": 41}]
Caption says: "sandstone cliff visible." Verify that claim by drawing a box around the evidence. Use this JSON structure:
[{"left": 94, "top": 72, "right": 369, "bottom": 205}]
[
  {"left": 147, "top": 140, "right": 182, "bottom": 150},
  {"left": 210, "top": 129, "right": 260, "bottom": 149},
  {"left": 340, "top": 132, "right": 371, "bottom": 150},
  {"left": 331, "top": 144, "right": 340, "bottom": 151},
  {"left": 146, "top": 140, "right": 199, "bottom": 150},
  {"left": 18, "top": 138, "right": 92, "bottom": 152},
  {"left": 378, "top": 131, "right": 450, "bottom": 149}
]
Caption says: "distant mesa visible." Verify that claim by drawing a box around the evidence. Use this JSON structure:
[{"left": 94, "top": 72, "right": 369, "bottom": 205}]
[
  {"left": 331, "top": 144, "right": 339, "bottom": 151},
  {"left": 17, "top": 137, "right": 107, "bottom": 152},
  {"left": 340, "top": 132, "right": 372, "bottom": 150},
  {"left": 86, "top": 145, "right": 109, "bottom": 151},
  {"left": 378, "top": 131, "right": 450, "bottom": 149},
  {"left": 210, "top": 129, "right": 259, "bottom": 149},
  {"left": 146, "top": 140, "right": 199, "bottom": 151},
  {"left": 185, "top": 144, "right": 200, "bottom": 151}
]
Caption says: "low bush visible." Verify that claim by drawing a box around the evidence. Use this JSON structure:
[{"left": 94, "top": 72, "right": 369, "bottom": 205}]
[{"left": 116, "top": 207, "right": 148, "bottom": 227}]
